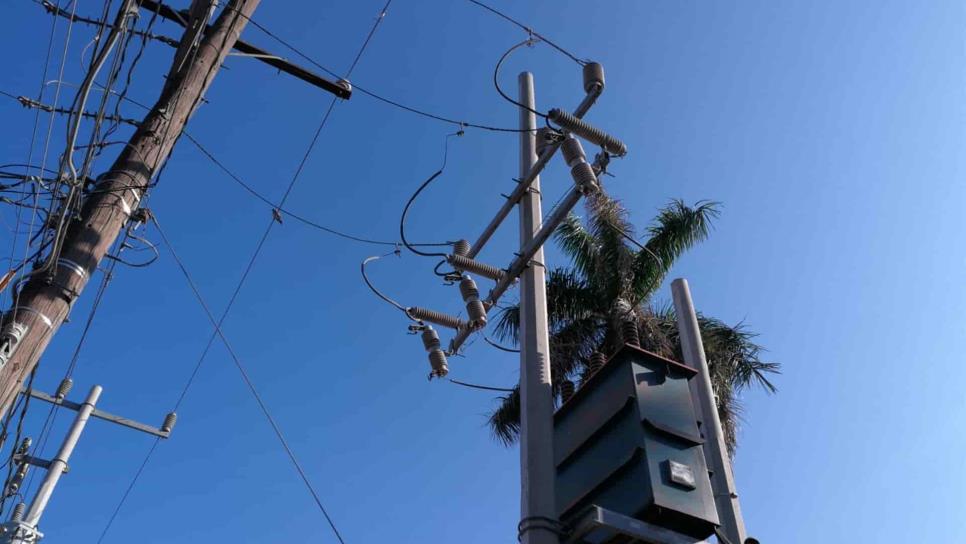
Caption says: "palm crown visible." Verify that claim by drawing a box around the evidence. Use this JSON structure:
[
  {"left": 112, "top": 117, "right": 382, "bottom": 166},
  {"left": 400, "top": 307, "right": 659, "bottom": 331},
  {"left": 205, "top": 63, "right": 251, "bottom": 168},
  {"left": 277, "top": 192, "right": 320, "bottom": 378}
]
[{"left": 488, "top": 191, "right": 778, "bottom": 455}]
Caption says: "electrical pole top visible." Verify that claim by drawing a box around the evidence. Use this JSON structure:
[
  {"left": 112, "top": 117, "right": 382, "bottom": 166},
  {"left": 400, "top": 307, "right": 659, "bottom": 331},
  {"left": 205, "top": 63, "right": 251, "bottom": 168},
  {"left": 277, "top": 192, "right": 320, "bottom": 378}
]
[
  {"left": 136, "top": 0, "right": 353, "bottom": 99},
  {"left": 0, "top": 381, "right": 177, "bottom": 544}
]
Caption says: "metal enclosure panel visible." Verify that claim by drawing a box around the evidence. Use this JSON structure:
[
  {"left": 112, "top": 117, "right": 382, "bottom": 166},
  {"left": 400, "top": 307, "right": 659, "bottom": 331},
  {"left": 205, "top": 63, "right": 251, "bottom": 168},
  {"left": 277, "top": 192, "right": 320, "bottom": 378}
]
[{"left": 554, "top": 345, "right": 719, "bottom": 540}]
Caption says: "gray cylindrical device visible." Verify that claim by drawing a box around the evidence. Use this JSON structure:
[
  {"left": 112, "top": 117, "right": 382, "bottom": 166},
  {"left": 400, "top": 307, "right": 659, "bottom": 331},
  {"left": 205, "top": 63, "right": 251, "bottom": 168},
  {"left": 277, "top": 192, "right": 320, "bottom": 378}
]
[
  {"left": 582, "top": 62, "right": 605, "bottom": 93},
  {"left": 420, "top": 326, "right": 449, "bottom": 378},
  {"left": 459, "top": 276, "right": 487, "bottom": 330}
]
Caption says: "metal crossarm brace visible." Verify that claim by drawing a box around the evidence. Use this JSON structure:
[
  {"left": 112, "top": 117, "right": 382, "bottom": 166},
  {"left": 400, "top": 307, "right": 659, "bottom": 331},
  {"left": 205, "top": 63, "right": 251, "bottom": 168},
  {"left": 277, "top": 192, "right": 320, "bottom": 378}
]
[
  {"left": 137, "top": 0, "right": 352, "bottom": 99},
  {"left": 24, "top": 388, "right": 170, "bottom": 439}
]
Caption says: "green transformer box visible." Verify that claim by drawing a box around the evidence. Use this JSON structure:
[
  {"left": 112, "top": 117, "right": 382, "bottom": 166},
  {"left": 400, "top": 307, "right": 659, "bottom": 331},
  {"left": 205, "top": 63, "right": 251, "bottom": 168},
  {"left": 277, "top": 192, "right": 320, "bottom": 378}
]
[{"left": 554, "top": 344, "right": 720, "bottom": 540}]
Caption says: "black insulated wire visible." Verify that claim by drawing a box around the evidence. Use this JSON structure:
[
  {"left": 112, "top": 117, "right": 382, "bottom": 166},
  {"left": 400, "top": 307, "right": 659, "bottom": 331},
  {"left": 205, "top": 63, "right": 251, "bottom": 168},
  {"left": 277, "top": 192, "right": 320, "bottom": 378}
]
[
  {"left": 361, "top": 250, "right": 419, "bottom": 322},
  {"left": 466, "top": 0, "right": 587, "bottom": 66},
  {"left": 399, "top": 131, "right": 462, "bottom": 258},
  {"left": 217, "top": 3, "right": 533, "bottom": 133},
  {"left": 449, "top": 378, "right": 515, "bottom": 393},
  {"left": 494, "top": 39, "right": 548, "bottom": 119}
]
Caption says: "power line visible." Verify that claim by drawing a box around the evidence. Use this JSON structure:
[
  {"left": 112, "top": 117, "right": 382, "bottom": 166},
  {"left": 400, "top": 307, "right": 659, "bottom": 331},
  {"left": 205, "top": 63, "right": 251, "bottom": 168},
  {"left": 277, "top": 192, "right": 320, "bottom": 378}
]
[
  {"left": 96, "top": 2, "right": 400, "bottom": 540},
  {"left": 219, "top": 3, "right": 532, "bottom": 133},
  {"left": 180, "top": 131, "right": 448, "bottom": 248},
  {"left": 465, "top": 0, "right": 587, "bottom": 66},
  {"left": 152, "top": 215, "right": 347, "bottom": 544},
  {"left": 449, "top": 378, "right": 514, "bottom": 393}
]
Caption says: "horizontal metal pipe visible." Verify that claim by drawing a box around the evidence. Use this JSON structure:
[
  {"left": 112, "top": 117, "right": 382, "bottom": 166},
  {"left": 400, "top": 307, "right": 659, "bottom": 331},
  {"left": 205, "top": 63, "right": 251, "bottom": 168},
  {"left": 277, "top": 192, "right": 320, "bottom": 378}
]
[
  {"left": 467, "top": 86, "right": 601, "bottom": 259},
  {"left": 448, "top": 187, "right": 584, "bottom": 355},
  {"left": 489, "top": 188, "right": 582, "bottom": 303}
]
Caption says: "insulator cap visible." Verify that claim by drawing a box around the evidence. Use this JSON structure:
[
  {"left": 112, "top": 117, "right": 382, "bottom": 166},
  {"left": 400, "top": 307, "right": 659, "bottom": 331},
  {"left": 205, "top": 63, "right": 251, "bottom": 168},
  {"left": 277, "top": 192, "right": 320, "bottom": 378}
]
[
  {"left": 11, "top": 502, "right": 25, "bottom": 522},
  {"left": 559, "top": 379, "right": 576, "bottom": 404},
  {"left": 428, "top": 349, "right": 449, "bottom": 379},
  {"left": 583, "top": 62, "right": 605, "bottom": 93},
  {"left": 161, "top": 412, "right": 178, "bottom": 434},
  {"left": 459, "top": 276, "right": 487, "bottom": 330},
  {"left": 560, "top": 137, "right": 586, "bottom": 167},
  {"left": 446, "top": 254, "right": 506, "bottom": 282},
  {"left": 421, "top": 326, "right": 441, "bottom": 351},
  {"left": 548, "top": 108, "right": 627, "bottom": 157},
  {"left": 589, "top": 351, "right": 606, "bottom": 373},
  {"left": 409, "top": 307, "right": 466, "bottom": 330},
  {"left": 55, "top": 377, "right": 73, "bottom": 400},
  {"left": 452, "top": 239, "right": 471, "bottom": 257},
  {"left": 622, "top": 319, "right": 640, "bottom": 347},
  {"left": 570, "top": 162, "right": 599, "bottom": 195}
]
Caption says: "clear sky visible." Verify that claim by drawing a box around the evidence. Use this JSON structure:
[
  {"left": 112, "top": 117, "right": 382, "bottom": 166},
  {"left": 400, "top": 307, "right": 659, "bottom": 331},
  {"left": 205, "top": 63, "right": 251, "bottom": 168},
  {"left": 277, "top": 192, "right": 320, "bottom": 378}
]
[{"left": 1, "top": 1, "right": 964, "bottom": 543}]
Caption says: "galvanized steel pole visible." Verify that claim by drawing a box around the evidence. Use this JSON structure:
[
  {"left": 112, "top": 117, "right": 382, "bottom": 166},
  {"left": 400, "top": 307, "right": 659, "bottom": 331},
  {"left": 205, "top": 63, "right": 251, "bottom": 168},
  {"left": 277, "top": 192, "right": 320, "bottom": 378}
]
[
  {"left": 25, "top": 385, "right": 102, "bottom": 528},
  {"left": 671, "top": 279, "right": 747, "bottom": 544},
  {"left": 516, "top": 72, "right": 559, "bottom": 544}
]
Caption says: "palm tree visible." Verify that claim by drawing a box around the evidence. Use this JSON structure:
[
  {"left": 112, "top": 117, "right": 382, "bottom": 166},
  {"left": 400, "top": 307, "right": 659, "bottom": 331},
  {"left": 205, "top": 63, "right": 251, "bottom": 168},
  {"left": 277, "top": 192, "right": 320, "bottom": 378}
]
[{"left": 489, "top": 191, "right": 778, "bottom": 455}]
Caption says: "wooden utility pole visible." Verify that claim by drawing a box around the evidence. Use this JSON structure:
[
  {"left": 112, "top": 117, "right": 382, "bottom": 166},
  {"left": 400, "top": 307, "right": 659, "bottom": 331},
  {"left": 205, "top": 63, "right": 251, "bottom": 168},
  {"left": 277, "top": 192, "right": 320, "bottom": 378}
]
[{"left": 0, "top": 0, "right": 261, "bottom": 415}]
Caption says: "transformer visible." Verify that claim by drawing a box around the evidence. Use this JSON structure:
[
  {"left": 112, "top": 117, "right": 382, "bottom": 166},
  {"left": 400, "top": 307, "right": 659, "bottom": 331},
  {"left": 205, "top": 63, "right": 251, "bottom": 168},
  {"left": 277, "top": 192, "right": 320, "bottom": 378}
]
[{"left": 554, "top": 343, "right": 719, "bottom": 540}]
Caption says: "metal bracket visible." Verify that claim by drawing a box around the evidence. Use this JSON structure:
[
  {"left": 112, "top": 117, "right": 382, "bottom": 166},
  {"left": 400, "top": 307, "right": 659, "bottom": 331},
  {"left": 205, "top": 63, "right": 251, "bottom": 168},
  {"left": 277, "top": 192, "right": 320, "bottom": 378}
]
[
  {"left": 23, "top": 388, "right": 171, "bottom": 439},
  {"left": 564, "top": 506, "right": 710, "bottom": 544}
]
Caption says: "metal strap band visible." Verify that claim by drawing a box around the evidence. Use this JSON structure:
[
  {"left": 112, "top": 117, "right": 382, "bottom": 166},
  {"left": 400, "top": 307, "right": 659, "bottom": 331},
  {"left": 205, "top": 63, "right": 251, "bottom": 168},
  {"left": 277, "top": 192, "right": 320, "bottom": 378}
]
[
  {"left": 56, "top": 258, "right": 88, "bottom": 280},
  {"left": 12, "top": 307, "right": 52, "bottom": 329}
]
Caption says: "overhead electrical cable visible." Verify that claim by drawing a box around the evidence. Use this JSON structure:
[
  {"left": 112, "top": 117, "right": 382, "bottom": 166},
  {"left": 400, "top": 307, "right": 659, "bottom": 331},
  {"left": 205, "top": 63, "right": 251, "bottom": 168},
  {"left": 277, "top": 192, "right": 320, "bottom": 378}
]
[
  {"left": 465, "top": 0, "right": 587, "bottom": 66},
  {"left": 180, "top": 131, "right": 448, "bottom": 247},
  {"left": 152, "top": 215, "right": 348, "bottom": 544},
  {"left": 97, "top": 2, "right": 402, "bottom": 541},
  {"left": 399, "top": 131, "right": 462, "bottom": 258},
  {"left": 218, "top": 3, "right": 532, "bottom": 133}
]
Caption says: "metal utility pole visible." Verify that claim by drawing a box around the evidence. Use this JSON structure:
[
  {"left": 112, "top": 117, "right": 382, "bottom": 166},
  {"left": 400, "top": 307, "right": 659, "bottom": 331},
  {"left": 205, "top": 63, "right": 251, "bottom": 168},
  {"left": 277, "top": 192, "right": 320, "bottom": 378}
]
[
  {"left": 516, "top": 72, "right": 559, "bottom": 544},
  {"left": 0, "top": 0, "right": 261, "bottom": 416},
  {"left": 671, "top": 278, "right": 748, "bottom": 544},
  {"left": 0, "top": 382, "right": 174, "bottom": 543}
]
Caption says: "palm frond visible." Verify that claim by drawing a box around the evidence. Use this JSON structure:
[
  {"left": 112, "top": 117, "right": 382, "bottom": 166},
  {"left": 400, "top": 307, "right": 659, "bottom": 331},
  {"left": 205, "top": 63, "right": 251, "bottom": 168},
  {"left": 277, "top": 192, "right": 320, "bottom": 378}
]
[
  {"left": 487, "top": 386, "right": 520, "bottom": 446},
  {"left": 632, "top": 200, "right": 720, "bottom": 300},
  {"left": 555, "top": 214, "right": 599, "bottom": 280}
]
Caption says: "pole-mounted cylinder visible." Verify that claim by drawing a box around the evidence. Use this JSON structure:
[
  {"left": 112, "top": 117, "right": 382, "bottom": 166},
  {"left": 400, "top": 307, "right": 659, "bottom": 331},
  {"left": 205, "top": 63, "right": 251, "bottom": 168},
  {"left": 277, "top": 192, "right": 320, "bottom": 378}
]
[
  {"left": 548, "top": 108, "right": 627, "bottom": 157},
  {"left": 446, "top": 254, "right": 506, "bottom": 282},
  {"left": 408, "top": 307, "right": 466, "bottom": 330},
  {"left": 559, "top": 379, "right": 575, "bottom": 404},
  {"left": 160, "top": 412, "right": 178, "bottom": 434},
  {"left": 459, "top": 276, "right": 487, "bottom": 330},
  {"left": 560, "top": 136, "right": 599, "bottom": 195},
  {"left": 420, "top": 326, "right": 449, "bottom": 379},
  {"left": 55, "top": 377, "right": 73, "bottom": 400},
  {"left": 622, "top": 318, "right": 640, "bottom": 347},
  {"left": 452, "top": 239, "right": 471, "bottom": 257},
  {"left": 582, "top": 62, "right": 605, "bottom": 93},
  {"left": 589, "top": 351, "right": 606, "bottom": 374},
  {"left": 11, "top": 502, "right": 25, "bottom": 522}
]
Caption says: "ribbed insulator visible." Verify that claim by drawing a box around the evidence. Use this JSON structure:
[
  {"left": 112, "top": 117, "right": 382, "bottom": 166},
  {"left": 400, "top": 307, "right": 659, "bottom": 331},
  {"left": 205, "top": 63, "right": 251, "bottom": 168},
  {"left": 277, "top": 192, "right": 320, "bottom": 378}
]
[
  {"left": 409, "top": 307, "right": 466, "bottom": 330},
  {"left": 589, "top": 351, "right": 606, "bottom": 374},
  {"left": 570, "top": 162, "right": 599, "bottom": 195},
  {"left": 446, "top": 254, "right": 506, "bottom": 282},
  {"left": 161, "top": 412, "right": 178, "bottom": 434},
  {"left": 459, "top": 276, "right": 487, "bottom": 330},
  {"left": 55, "top": 377, "right": 73, "bottom": 400},
  {"left": 559, "top": 379, "right": 575, "bottom": 404},
  {"left": 11, "top": 502, "right": 25, "bottom": 522},
  {"left": 583, "top": 62, "right": 605, "bottom": 93},
  {"left": 622, "top": 319, "right": 640, "bottom": 347},
  {"left": 548, "top": 108, "right": 627, "bottom": 157},
  {"left": 452, "top": 239, "right": 471, "bottom": 257},
  {"left": 421, "top": 327, "right": 441, "bottom": 351},
  {"left": 560, "top": 137, "right": 586, "bottom": 167},
  {"left": 428, "top": 349, "right": 449, "bottom": 379}
]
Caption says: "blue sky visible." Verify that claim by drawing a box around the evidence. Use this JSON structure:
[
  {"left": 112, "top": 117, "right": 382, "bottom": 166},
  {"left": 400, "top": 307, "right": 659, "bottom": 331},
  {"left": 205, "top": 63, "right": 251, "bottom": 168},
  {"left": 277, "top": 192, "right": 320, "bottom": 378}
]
[{"left": 1, "top": 1, "right": 965, "bottom": 543}]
